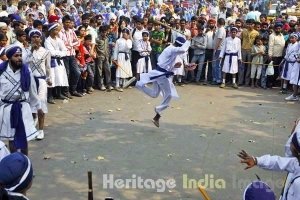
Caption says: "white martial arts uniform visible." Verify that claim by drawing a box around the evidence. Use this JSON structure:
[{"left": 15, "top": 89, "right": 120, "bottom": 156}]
[
  {"left": 24, "top": 47, "right": 52, "bottom": 113},
  {"left": 0, "top": 140, "right": 9, "bottom": 161},
  {"left": 113, "top": 38, "right": 133, "bottom": 78},
  {"left": 219, "top": 36, "right": 241, "bottom": 74},
  {"left": 282, "top": 42, "right": 299, "bottom": 81},
  {"left": 44, "top": 36, "right": 69, "bottom": 87},
  {"left": 136, "top": 39, "right": 152, "bottom": 73},
  {"left": 0, "top": 63, "right": 40, "bottom": 141},
  {"left": 136, "top": 40, "right": 191, "bottom": 114}
]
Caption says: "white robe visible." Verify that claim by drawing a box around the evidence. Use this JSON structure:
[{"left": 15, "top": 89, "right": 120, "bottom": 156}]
[
  {"left": 136, "top": 41, "right": 191, "bottom": 114},
  {"left": 113, "top": 38, "right": 132, "bottom": 78},
  {"left": 136, "top": 39, "right": 152, "bottom": 74},
  {"left": 44, "top": 36, "right": 69, "bottom": 87},
  {"left": 24, "top": 47, "right": 52, "bottom": 113},
  {"left": 0, "top": 64, "right": 40, "bottom": 141},
  {"left": 281, "top": 42, "right": 299, "bottom": 81},
  {"left": 220, "top": 36, "right": 241, "bottom": 74}
]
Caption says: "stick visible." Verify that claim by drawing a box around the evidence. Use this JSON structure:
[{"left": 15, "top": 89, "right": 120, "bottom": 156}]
[
  {"left": 112, "top": 60, "right": 136, "bottom": 88},
  {"left": 198, "top": 185, "right": 212, "bottom": 200},
  {"left": 88, "top": 171, "right": 93, "bottom": 200}
]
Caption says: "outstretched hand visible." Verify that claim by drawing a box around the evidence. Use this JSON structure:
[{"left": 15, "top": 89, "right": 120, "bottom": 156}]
[{"left": 237, "top": 150, "right": 256, "bottom": 170}]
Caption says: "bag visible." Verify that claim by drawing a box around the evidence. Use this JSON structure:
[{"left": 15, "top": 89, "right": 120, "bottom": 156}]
[{"left": 266, "top": 61, "right": 274, "bottom": 76}]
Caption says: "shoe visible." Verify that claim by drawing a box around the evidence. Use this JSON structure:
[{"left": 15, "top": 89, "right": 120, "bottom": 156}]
[
  {"left": 280, "top": 89, "right": 288, "bottom": 94},
  {"left": 232, "top": 83, "right": 238, "bottom": 89},
  {"left": 57, "top": 94, "right": 68, "bottom": 100},
  {"left": 202, "top": 81, "right": 208, "bottom": 85},
  {"left": 178, "top": 82, "right": 185, "bottom": 87},
  {"left": 63, "top": 92, "right": 73, "bottom": 99},
  {"left": 36, "top": 130, "right": 44, "bottom": 140},
  {"left": 210, "top": 81, "right": 219, "bottom": 85},
  {"left": 115, "top": 87, "right": 123, "bottom": 92},
  {"left": 47, "top": 98, "right": 56, "bottom": 104},
  {"left": 100, "top": 85, "right": 106, "bottom": 91},
  {"left": 152, "top": 113, "right": 161, "bottom": 128},
  {"left": 220, "top": 83, "right": 226, "bottom": 88},
  {"left": 285, "top": 94, "right": 299, "bottom": 101},
  {"left": 71, "top": 91, "right": 83, "bottom": 97},
  {"left": 87, "top": 90, "right": 93, "bottom": 94}
]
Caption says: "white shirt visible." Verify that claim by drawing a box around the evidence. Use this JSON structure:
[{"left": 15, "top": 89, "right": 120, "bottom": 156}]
[
  {"left": 157, "top": 40, "right": 191, "bottom": 71},
  {"left": 131, "top": 28, "right": 145, "bottom": 51},
  {"left": 284, "top": 42, "right": 299, "bottom": 62},
  {"left": 86, "top": 26, "right": 98, "bottom": 45},
  {"left": 7, "top": 5, "right": 18, "bottom": 15},
  {"left": 220, "top": 36, "right": 242, "bottom": 60},
  {"left": 205, "top": 31, "right": 215, "bottom": 49}
]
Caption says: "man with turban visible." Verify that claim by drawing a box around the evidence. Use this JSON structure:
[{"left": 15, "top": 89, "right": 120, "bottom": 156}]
[
  {"left": 0, "top": 45, "right": 42, "bottom": 155},
  {"left": 136, "top": 36, "right": 196, "bottom": 127},
  {"left": 0, "top": 152, "right": 33, "bottom": 199}
]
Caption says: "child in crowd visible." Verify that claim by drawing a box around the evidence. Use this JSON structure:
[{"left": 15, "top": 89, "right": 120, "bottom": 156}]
[
  {"left": 136, "top": 31, "right": 152, "bottom": 80},
  {"left": 250, "top": 36, "right": 265, "bottom": 88}
]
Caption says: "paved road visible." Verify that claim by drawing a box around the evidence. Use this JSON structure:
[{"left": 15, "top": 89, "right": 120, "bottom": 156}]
[{"left": 27, "top": 85, "right": 299, "bottom": 200}]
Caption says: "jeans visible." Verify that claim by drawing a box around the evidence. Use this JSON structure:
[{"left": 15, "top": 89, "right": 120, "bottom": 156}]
[
  {"left": 260, "top": 65, "right": 267, "bottom": 88},
  {"left": 95, "top": 57, "right": 112, "bottom": 87},
  {"left": 212, "top": 50, "right": 222, "bottom": 83},
  {"left": 191, "top": 54, "right": 205, "bottom": 82},
  {"left": 86, "top": 63, "right": 95, "bottom": 89},
  {"left": 150, "top": 52, "right": 160, "bottom": 69},
  {"left": 63, "top": 56, "right": 81, "bottom": 92},
  {"left": 238, "top": 49, "right": 252, "bottom": 85},
  {"left": 203, "top": 49, "right": 214, "bottom": 82}
]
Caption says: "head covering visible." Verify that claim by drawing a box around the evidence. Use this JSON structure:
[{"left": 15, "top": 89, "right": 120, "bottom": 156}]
[
  {"left": 29, "top": 29, "right": 42, "bottom": 38},
  {"left": 288, "top": 16, "right": 298, "bottom": 22},
  {"left": 274, "top": 22, "right": 283, "bottom": 28},
  {"left": 290, "top": 32, "right": 298, "bottom": 39},
  {"left": 208, "top": 18, "right": 216, "bottom": 24},
  {"left": 0, "top": 22, "right": 7, "bottom": 28},
  {"left": 243, "top": 181, "right": 275, "bottom": 200},
  {"left": 282, "top": 23, "right": 290, "bottom": 31},
  {"left": 48, "top": 23, "right": 58, "bottom": 32},
  {"left": 5, "top": 45, "right": 22, "bottom": 59},
  {"left": 9, "top": 14, "right": 21, "bottom": 22},
  {"left": 292, "top": 132, "right": 300, "bottom": 152},
  {"left": 122, "top": 28, "right": 130, "bottom": 35},
  {"left": 174, "top": 36, "right": 186, "bottom": 46},
  {"left": 230, "top": 27, "right": 238, "bottom": 32},
  {"left": 142, "top": 30, "right": 149, "bottom": 36},
  {"left": 0, "top": 152, "right": 33, "bottom": 192},
  {"left": 48, "top": 15, "right": 60, "bottom": 23}
]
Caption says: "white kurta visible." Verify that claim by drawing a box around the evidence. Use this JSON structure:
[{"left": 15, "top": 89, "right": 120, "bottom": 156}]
[
  {"left": 44, "top": 36, "right": 69, "bottom": 87},
  {"left": 281, "top": 42, "right": 299, "bottom": 81},
  {"left": 113, "top": 38, "right": 133, "bottom": 78},
  {"left": 136, "top": 41, "right": 191, "bottom": 114},
  {"left": 0, "top": 140, "right": 9, "bottom": 161},
  {"left": 0, "top": 64, "right": 40, "bottom": 141},
  {"left": 220, "top": 36, "right": 241, "bottom": 74},
  {"left": 136, "top": 39, "right": 152, "bottom": 73},
  {"left": 257, "top": 155, "right": 300, "bottom": 200},
  {"left": 290, "top": 62, "right": 300, "bottom": 86},
  {"left": 24, "top": 47, "right": 52, "bottom": 113}
]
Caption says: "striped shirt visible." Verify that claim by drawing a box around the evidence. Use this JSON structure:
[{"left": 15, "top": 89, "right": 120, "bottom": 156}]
[{"left": 59, "top": 28, "right": 80, "bottom": 56}]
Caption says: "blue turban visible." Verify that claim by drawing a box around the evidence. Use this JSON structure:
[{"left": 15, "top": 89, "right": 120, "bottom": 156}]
[
  {"left": 29, "top": 29, "right": 42, "bottom": 38},
  {"left": 175, "top": 36, "right": 186, "bottom": 47},
  {"left": 5, "top": 45, "right": 22, "bottom": 59},
  {"left": 10, "top": 14, "right": 21, "bottom": 22},
  {"left": 0, "top": 152, "right": 33, "bottom": 192},
  {"left": 48, "top": 23, "right": 58, "bottom": 32},
  {"left": 274, "top": 23, "right": 283, "bottom": 28}
]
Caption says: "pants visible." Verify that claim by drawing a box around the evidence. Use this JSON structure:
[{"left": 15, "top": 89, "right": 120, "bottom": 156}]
[
  {"left": 95, "top": 58, "right": 111, "bottom": 87},
  {"left": 150, "top": 52, "right": 160, "bottom": 70},
  {"left": 131, "top": 50, "right": 139, "bottom": 77},
  {"left": 270, "top": 56, "right": 283, "bottom": 87},
  {"left": 86, "top": 63, "right": 95, "bottom": 89},
  {"left": 251, "top": 64, "right": 262, "bottom": 79},
  {"left": 63, "top": 56, "right": 81, "bottom": 92},
  {"left": 212, "top": 50, "right": 222, "bottom": 83},
  {"left": 191, "top": 54, "right": 205, "bottom": 82},
  {"left": 137, "top": 77, "right": 172, "bottom": 114},
  {"left": 238, "top": 49, "right": 252, "bottom": 85},
  {"left": 202, "top": 49, "right": 213, "bottom": 82}
]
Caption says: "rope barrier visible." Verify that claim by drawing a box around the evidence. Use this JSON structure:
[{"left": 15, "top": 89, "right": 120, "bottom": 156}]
[{"left": 192, "top": 59, "right": 282, "bottom": 67}]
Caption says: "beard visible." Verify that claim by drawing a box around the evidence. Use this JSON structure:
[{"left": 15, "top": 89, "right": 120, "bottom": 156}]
[{"left": 10, "top": 59, "right": 22, "bottom": 69}]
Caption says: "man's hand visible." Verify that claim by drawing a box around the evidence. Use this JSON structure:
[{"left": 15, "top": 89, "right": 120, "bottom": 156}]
[
  {"left": 37, "top": 109, "right": 44, "bottom": 118},
  {"left": 185, "top": 34, "right": 191, "bottom": 40},
  {"left": 237, "top": 150, "right": 256, "bottom": 170},
  {"left": 174, "top": 62, "right": 182, "bottom": 68}
]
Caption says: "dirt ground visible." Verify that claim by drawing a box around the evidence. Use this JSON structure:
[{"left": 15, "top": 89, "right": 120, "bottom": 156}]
[{"left": 27, "top": 84, "right": 300, "bottom": 200}]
